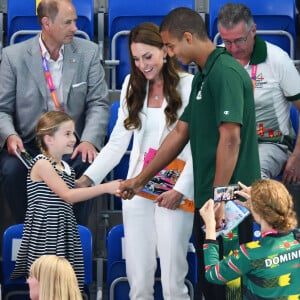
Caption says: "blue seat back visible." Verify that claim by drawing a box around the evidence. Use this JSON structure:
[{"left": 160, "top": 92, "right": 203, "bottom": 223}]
[
  {"left": 106, "top": 100, "right": 133, "bottom": 209},
  {"left": 107, "top": 100, "right": 133, "bottom": 151},
  {"left": 2, "top": 224, "right": 29, "bottom": 299},
  {"left": 72, "top": 0, "right": 94, "bottom": 40},
  {"left": 78, "top": 225, "right": 93, "bottom": 285},
  {"left": 2, "top": 224, "right": 25, "bottom": 285},
  {"left": 7, "top": 0, "right": 94, "bottom": 45},
  {"left": 290, "top": 104, "right": 299, "bottom": 138},
  {"left": 106, "top": 224, "right": 124, "bottom": 275},
  {"left": 2, "top": 224, "right": 92, "bottom": 287},
  {"left": 107, "top": 0, "right": 195, "bottom": 90},
  {"left": 208, "top": 0, "right": 296, "bottom": 58}
]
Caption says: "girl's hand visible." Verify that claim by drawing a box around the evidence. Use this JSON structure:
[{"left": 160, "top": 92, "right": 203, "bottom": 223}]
[
  {"left": 199, "top": 199, "right": 220, "bottom": 239},
  {"left": 106, "top": 179, "right": 122, "bottom": 195},
  {"left": 199, "top": 199, "right": 218, "bottom": 228},
  {"left": 235, "top": 181, "right": 251, "bottom": 209}
]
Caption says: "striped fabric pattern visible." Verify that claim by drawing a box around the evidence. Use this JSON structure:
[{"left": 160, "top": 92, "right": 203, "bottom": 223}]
[{"left": 10, "top": 155, "right": 84, "bottom": 290}]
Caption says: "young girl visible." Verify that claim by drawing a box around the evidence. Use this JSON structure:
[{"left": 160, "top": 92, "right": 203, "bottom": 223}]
[
  {"left": 27, "top": 255, "right": 82, "bottom": 300},
  {"left": 11, "top": 111, "right": 120, "bottom": 290}
]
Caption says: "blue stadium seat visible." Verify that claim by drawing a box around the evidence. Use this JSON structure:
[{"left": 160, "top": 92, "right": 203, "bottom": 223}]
[
  {"left": 78, "top": 225, "right": 93, "bottom": 299},
  {"left": 7, "top": 0, "right": 94, "bottom": 45},
  {"left": 107, "top": 0, "right": 195, "bottom": 90},
  {"left": 290, "top": 104, "right": 299, "bottom": 141},
  {"left": 106, "top": 100, "right": 132, "bottom": 210},
  {"left": 208, "top": 0, "right": 296, "bottom": 58},
  {"left": 2, "top": 224, "right": 93, "bottom": 300},
  {"left": 106, "top": 224, "right": 197, "bottom": 300},
  {"left": 1, "top": 224, "right": 28, "bottom": 300},
  {"left": 0, "top": 2, "right": 3, "bottom": 60},
  {"left": 72, "top": 0, "right": 94, "bottom": 40}
]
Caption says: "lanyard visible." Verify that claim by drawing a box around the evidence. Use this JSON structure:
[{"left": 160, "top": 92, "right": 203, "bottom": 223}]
[
  {"left": 40, "top": 46, "right": 64, "bottom": 111},
  {"left": 251, "top": 64, "right": 257, "bottom": 91}
]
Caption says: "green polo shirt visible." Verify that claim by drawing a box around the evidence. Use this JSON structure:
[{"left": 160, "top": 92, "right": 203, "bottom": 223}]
[
  {"left": 181, "top": 47, "right": 260, "bottom": 208},
  {"left": 249, "top": 35, "right": 267, "bottom": 65}
]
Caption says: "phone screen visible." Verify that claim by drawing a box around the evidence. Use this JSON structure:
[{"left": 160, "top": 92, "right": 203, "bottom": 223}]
[{"left": 213, "top": 184, "right": 240, "bottom": 202}]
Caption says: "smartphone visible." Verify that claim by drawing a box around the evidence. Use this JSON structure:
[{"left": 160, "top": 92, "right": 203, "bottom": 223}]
[
  {"left": 213, "top": 184, "right": 240, "bottom": 202},
  {"left": 15, "top": 148, "right": 33, "bottom": 169}
]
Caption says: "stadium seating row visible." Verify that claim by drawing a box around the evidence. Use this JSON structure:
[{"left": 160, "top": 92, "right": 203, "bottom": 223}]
[
  {"left": 0, "top": 0, "right": 296, "bottom": 92},
  {"left": 2, "top": 224, "right": 93, "bottom": 300},
  {"left": 106, "top": 0, "right": 297, "bottom": 91},
  {"left": 2, "top": 223, "right": 198, "bottom": 300}
]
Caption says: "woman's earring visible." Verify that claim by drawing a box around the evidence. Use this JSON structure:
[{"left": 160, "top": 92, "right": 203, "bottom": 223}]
[{"left": 163, "top": 57, "right": 167, "bottom": 63}]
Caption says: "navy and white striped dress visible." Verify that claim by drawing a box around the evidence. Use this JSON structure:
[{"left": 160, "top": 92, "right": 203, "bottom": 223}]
[{"left": 11, "top": 154, "right": 84, "bottom": 290}]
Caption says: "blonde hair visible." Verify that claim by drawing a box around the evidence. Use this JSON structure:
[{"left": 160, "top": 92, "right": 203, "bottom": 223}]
[
  {"left": 29, "top": 255, "right": 82, "bottom": 300},
  {"left": 35, "top": 111, "right": 74, "bottom": 155},
  {"left": 251, "top": 179, "right": 297, "bottom": 231}
]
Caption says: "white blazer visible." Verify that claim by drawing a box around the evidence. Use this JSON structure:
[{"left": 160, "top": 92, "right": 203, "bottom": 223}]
[{"left": 85, "top": 72, "right": 194, "bottom": 200}]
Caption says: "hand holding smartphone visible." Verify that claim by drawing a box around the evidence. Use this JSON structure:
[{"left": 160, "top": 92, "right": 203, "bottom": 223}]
[
  {"left": 15, "top": 148, "right": 33, "bottom": 169},
  {"left": 213, "top": 184, "right": 240, "bottom": 202}
]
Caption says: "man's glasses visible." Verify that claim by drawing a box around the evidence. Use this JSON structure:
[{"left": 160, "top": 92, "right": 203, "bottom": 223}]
[{"left": 222, "top": 29, "right": 251, "bottom": 47}]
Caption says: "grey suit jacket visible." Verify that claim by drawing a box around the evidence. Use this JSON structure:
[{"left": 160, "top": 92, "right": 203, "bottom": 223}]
[{"left": 0, "top": 36, "right": 109, "bottom": 150}]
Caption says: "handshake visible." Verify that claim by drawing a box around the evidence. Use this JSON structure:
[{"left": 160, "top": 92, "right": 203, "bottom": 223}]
[
  {"left": 76, "top": 175, "right": 140, "bottom": 199},
  {"left": 76, "top": 174, "right": 188, "bottom": 211}
]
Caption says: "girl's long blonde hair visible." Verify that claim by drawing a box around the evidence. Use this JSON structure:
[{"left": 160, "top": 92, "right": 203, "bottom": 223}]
[{"left": 29, "top": 255, "right": 82, "bottom": 300}]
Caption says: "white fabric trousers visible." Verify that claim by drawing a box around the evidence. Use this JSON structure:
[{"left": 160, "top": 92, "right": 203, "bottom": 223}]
[{"left": 122, "top": 195, "right": 194, "bottom": 300}]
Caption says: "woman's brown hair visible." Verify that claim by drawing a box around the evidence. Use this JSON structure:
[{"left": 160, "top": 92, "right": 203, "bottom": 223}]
[{"left": 124, "top": 22, "right": 185, "bottom": 130}]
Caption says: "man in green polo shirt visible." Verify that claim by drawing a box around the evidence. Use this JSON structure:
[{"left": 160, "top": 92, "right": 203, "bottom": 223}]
[{"left": 118, "top": 7, "right": 260, "bottom": 300}]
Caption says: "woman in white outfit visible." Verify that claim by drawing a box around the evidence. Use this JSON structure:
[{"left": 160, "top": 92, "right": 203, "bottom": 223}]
[{"left": 77, "top": 22, "right": 194, "bottom": 300}]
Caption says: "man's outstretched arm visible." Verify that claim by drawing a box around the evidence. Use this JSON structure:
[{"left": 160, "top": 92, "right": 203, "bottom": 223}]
[{"left": 117, "top": 120, "right": 190, "bottom": 199}]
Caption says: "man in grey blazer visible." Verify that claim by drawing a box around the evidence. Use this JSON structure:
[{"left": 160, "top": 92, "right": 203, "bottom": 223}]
[{"left": 0, "top": 0, "right": 109, "bottom": 224}]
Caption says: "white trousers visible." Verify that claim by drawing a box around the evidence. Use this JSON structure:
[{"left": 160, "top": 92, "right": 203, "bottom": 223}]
[{"left": 122, "top": 196, "right": 194, "bottom": 300}]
